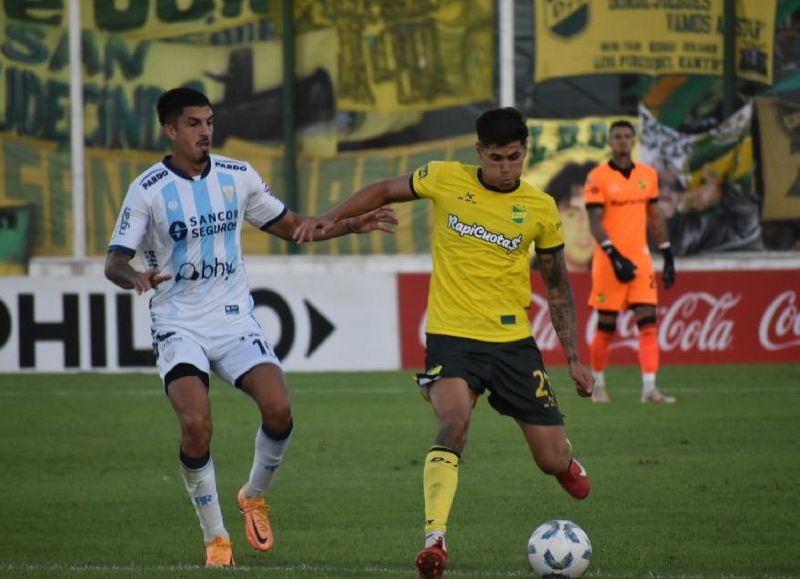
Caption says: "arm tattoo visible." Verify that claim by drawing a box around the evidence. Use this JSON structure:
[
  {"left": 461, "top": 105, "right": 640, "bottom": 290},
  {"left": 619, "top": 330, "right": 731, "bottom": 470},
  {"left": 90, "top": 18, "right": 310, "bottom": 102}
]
[{"left": 537, "top": 251, "right": 580, "bottom": 362}]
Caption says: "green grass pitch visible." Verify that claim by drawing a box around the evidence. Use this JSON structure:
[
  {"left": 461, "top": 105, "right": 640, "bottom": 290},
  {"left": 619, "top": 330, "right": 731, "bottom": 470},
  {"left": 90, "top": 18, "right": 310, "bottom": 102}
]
[{"left": 0, "top": 364, "right": 798, "bottom": 578}]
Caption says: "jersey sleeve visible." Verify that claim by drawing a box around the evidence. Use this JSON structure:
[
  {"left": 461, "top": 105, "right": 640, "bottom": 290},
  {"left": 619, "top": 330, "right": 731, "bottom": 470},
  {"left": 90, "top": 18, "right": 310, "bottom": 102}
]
[
  {"left": 410, "top": 161, "right": 447, "bottom": 200},
  {"left": 242, "top": 164, "right": 288, "bottom": 229},
  {"left": 645, "top": 164, "right": 659, "bottom": 201},
  {"left": 533, "top": 194, "right": 565, "bottom": 253},
  {"left": 583, "top": 166, "right": 605, "bottom": 207},
  {"left": 108, "top": 183, "right": 149, "bottom": 256}
]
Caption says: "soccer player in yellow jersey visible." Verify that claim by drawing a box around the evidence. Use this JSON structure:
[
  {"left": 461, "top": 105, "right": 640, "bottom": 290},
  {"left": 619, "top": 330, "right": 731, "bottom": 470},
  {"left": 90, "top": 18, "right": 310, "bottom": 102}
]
[
  {"left": 583, "top": 120, "right": 677, "bottom": 404},
  {"left": 294, "top": 107, "right": 594, "bottom": 579}
]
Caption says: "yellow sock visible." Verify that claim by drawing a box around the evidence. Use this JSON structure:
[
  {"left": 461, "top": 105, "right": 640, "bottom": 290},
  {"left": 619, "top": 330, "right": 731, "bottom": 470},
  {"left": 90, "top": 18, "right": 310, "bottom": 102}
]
[{"left": 423, "top": 446, "right": 460, "bottom": 534}]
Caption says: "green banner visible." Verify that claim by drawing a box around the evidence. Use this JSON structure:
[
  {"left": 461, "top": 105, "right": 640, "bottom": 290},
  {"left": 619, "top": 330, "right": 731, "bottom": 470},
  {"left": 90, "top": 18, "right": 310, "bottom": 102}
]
[
  {"left": 0, "top": 21, "right": 337, "bottom": 153},
  {"left": 0, "top": 131, "right": 484, "bottom": 258}
]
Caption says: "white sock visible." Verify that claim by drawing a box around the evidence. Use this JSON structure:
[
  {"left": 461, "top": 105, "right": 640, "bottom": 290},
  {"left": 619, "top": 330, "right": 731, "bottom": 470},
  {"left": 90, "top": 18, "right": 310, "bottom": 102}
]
[
  {"left": 180, "top": 456, "right": 228, "bottom": 543},
  {"left": 642, "top": 373, "right": 656, "bottom": 395},
  {"left": 425, "top": 531, "right": 446, "bottom": 550},
  {"left": 243, "top": 424, "right": 293, "bottom": 498},
  {"left": 592, "top": 371, "right": 606, "bottom": 391}
]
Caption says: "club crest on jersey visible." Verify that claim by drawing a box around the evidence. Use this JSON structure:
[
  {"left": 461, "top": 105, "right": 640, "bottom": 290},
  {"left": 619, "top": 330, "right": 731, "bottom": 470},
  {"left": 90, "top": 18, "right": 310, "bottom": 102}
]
[
  {"left": 417, "top": 164, "right": 429, "bottom": 179},
  {"left": 511, "top": 205, "right": 527, "bottom": 224},
  {"left": 457, "top": 192, "right": 476, "bottom": 204},
  {"left": 638, "top": 179, "right": 647, "bottom": 189},
  {"left": 222, "top": 185, "right": 235, "bottom": 200}
]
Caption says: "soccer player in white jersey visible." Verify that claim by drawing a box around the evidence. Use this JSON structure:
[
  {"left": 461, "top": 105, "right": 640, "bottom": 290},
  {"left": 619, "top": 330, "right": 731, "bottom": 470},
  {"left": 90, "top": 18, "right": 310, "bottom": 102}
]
[
  {"left": 295, "top": 107, "right": 595, "bottom": 579},
  {"left": 105, "top": 87, "right": 396, "bottom": 567}
]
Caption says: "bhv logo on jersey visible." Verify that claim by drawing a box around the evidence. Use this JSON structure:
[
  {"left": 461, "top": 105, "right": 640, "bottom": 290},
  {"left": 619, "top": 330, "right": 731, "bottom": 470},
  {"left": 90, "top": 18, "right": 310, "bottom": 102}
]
[{"left": 175, "top": 258, "right": 236, "bottom": 282}]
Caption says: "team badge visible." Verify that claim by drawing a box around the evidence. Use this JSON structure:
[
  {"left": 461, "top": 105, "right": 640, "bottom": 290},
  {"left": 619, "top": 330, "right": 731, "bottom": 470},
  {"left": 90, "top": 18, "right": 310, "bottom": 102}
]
[
  {"left": 544, "top": 0, "right": 589, "bottom": 39},
  {"left": 638, "top": 179, "right": 647, "bottom": 189},
  {"left": 168, "top": 201, "right": 178, "bottom": 211},
  {"left": 163, "top": 345, "right": 175, "bottom": 363},
  {"left": 511, "top": 205, "right": 528, "bottom": 224},
  {"left": 223, "top": 185, "right": 235, "bottom": 200}
]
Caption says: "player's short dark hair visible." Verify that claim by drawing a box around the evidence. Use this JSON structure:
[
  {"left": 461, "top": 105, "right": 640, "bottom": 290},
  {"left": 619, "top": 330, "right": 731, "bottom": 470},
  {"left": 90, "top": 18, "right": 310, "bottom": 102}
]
[
  {"left": 476, "top": 107, "right": 528, "bottom": 147},
  {"left": 157, "top": 87, "right": 211, "bottom": 126},
  {"left": 609, "top": 119, "right": 636, "bottom": 135}
]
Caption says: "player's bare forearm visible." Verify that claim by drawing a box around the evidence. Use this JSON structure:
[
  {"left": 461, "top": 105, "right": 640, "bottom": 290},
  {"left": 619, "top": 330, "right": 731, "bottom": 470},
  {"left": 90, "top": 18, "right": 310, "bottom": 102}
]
[
  {"left": 647, "top": 203, "right": 670, "bottom": 246},
  {"left": 105, "top": 251, "right": 172, "bottom": 294},
  {"left": 537, "top": 251, "right": 580, "bottom": 363},
  {"left": 104, "top": 251, "right": 137, "bottom": 289},
  {"left": 586, "top": 205, "right": 610, "bottom": 245}
]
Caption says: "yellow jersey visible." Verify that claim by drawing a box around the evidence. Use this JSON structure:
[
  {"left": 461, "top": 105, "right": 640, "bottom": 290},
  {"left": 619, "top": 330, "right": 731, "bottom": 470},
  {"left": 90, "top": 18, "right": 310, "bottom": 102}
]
[{"left": 412, "top": 161, "right": 564, "bottom": 342}]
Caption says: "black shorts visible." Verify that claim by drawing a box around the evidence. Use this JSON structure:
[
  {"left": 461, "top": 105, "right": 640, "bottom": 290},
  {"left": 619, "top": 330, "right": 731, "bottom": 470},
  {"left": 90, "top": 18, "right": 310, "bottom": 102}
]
[{"left": 416, "top": 333, "right": 564, "bottom": 426}]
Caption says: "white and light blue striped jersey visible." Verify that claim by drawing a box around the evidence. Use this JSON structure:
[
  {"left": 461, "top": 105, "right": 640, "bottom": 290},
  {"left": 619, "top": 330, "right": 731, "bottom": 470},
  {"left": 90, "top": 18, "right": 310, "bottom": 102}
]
[{"left": 108, "top": 154, "right": 287, "bottom": 325}]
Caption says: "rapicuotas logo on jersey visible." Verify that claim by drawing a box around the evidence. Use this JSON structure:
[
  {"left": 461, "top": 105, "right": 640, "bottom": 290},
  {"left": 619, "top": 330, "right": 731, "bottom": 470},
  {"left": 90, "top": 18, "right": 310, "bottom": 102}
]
[{"left": 447, "top": 214, "right": 523, "bottom": 253}]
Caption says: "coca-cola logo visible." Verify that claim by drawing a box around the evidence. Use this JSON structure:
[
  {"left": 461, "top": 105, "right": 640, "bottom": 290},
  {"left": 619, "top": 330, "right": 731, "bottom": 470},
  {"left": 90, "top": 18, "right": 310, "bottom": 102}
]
[
  {"left": 532, "top": 292, "right": 740, "bottom": 353},
  {"left": 660, "top": 292, "right": 738, "bottom": 352},
  {"left": 759, "top": 291, "right": 800, "bottom": 351}
]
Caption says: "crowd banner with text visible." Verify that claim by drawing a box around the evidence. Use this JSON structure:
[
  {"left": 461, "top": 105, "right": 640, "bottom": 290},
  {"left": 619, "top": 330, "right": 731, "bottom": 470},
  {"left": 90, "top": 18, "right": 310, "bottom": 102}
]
[
  {"left": 294, "top": 0, "right": 493, "bottom": 112},
  {"left": 755, "top": 96, "right": 800, "bottom": 220},
  {"left": 399, "top": 269, "right": 800, "bottom": 369},
  {"left": 535, "top": 0, "right": 776, "bottom": 85},
  {"left": 0, "top": 20, "right": 337, "bottom": 153},
  {"left": 0, "top": 1, "right": 276, "bottom": 40}
]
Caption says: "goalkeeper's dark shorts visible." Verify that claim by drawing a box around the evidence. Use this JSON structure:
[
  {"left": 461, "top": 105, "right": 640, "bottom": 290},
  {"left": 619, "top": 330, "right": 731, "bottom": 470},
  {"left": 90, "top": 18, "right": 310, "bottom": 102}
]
[{"left": 415, "top": 333, "right": 564, "bottom": 426}]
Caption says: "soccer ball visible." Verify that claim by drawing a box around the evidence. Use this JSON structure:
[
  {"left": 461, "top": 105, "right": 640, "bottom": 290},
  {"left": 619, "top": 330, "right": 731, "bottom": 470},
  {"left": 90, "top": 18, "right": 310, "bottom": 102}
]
[{"left": 527, "top": 519, "right": 592, "bottom": 578}]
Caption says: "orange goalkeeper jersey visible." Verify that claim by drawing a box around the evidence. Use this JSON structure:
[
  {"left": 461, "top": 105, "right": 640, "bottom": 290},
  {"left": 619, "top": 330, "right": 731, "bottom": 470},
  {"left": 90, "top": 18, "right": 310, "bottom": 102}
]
[{"left": 583, "top": 161, "right": 658, "bottom": 266}]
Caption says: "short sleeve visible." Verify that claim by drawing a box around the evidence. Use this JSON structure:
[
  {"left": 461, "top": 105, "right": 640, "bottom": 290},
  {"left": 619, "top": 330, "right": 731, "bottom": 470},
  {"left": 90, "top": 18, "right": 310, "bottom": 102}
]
[
  {"left": 411, "top": 161, "right": 446, "bottom": 200},
  {"left": 583, "top": 167, "right": 605, "bottom": 207},
  {"left": 533, "top": 194, "right": 565, "bottom": 253},
  {"left": 108, "top": 183, "right": 149, "bottom": 255},
  {"left": 243, "top": 165, "right": 287, "bottom": 229}
]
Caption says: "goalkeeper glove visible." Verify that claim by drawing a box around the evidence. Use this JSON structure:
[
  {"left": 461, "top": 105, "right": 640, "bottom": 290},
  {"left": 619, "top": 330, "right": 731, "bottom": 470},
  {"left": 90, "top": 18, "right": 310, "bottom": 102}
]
[
  {"left": 601, "top": 240, "right": 636, "bottom": 282},
  {"left": 659, "top": 242, "right": 675, "bottom": 289}
]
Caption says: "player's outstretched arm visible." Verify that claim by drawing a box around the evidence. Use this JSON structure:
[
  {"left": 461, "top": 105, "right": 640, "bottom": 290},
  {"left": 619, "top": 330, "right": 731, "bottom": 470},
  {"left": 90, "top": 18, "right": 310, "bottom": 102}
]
[
  {"left": 293, "top": 175, "right": 415, "bottom": 244},
  {"left": 267, "top": 206, "right": 398, "bottom": 242},
  {"left": 105, "top": 251, "right": 172, "bottom": 295},
  {"left": 537, "top": 250, "right": 594, "bottom": 397}
]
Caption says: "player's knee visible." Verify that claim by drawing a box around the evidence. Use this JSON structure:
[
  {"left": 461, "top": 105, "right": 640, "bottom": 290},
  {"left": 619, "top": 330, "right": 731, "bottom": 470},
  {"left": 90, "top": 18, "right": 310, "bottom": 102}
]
[
  {"left": 180, "top": 411, "right": 212, "bottom": 449},
  {"left": 261, "top": 402, "right": 292, "bottom": 433}
]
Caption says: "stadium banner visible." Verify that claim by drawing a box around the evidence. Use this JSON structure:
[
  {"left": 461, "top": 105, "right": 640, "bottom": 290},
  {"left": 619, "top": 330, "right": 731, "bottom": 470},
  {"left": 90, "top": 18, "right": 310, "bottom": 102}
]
[
  {"left": 0, "top": 1, "right": 277, "bottom": 40},
  {"left": 535, "top": 0, "right": 776, "bottom": 84},
  {"left": 0, "top": 132, "right": 476, "bottom": 258},
  {"left": 0, "top": 21, "right": 337, "bottom": 153},
  {"left": 755, "top": 96, "right": 800, "bottom": 220},
  {"left": 638, "top": 103, "right": 762, "bottom": 255},
  {"left": 0, "top": 272, "right": 399, "bottom": 373},
  {"left": 522, "top": 115, "right": 638, "bottom": 272},
  {"left": 295, "top": 0, "right": 493, "bottom": 112},
  {"left": 398, "top": 270, "right": 800, "bottom": 369}
]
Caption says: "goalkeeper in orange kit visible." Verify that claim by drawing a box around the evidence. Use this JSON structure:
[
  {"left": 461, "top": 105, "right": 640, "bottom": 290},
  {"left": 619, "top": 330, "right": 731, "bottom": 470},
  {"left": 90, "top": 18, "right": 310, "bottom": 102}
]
[{"left": 584, "top": 120, "right": 676, "bottom": 404}]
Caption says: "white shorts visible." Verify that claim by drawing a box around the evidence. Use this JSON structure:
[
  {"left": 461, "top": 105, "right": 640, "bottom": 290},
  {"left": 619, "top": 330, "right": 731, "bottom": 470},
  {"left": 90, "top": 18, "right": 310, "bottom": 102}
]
[{"left": 152, "top": 315, "right": 281, "bottom": 387}]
